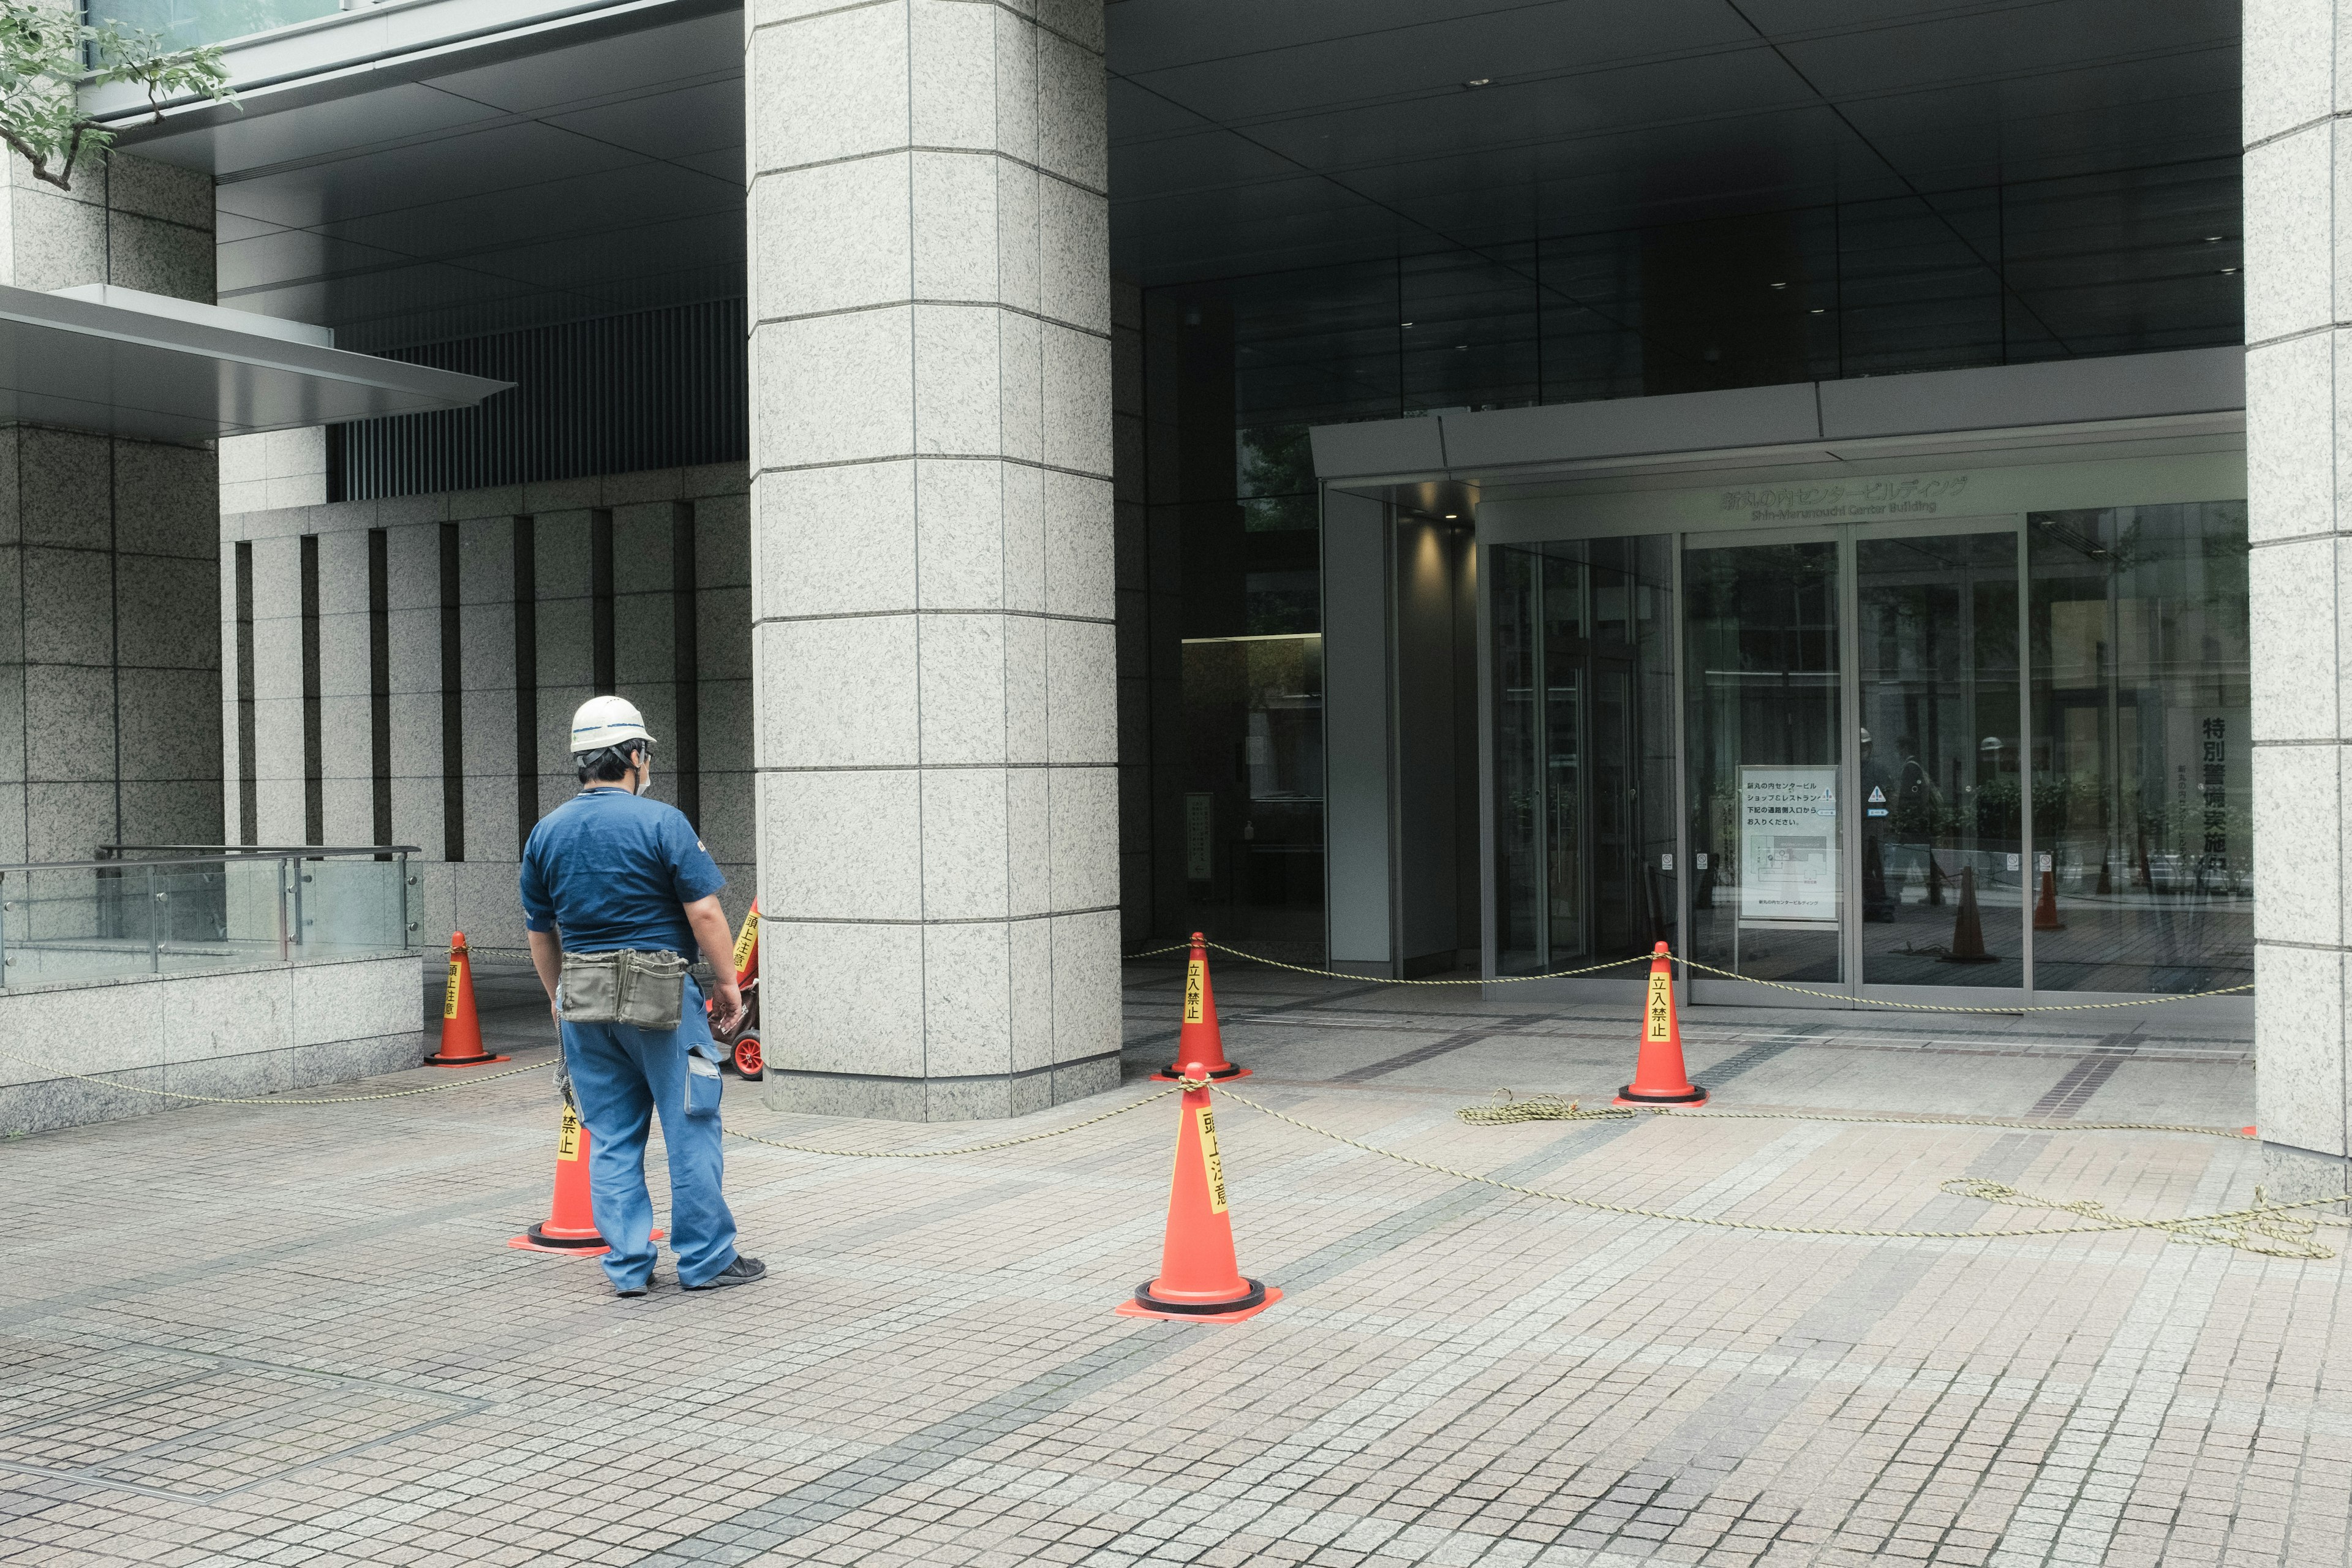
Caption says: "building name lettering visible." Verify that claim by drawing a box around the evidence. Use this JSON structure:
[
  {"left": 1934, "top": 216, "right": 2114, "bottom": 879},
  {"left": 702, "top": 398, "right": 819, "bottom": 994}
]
[{"left": 1719, "top": 475, "right": 1971, "bottom": 524}]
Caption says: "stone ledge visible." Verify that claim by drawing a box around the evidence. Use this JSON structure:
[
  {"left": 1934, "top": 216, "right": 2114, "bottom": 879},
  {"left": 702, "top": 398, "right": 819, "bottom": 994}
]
[
  {"left": 760, "top": 1051, "right": 1121, "bottom": 1123},
  {"left": 0, "top": 1031, "right": 420, "bottom": 1139},
  {"left": 0, "top": 952, "right": 424, "bottom": 1137}
]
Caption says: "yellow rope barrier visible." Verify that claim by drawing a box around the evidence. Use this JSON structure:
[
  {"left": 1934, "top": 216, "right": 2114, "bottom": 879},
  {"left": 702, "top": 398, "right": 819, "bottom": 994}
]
[
  {"left": 0, "top": 1044, "right": 543, "bottom": 1106},
  {"left": 1200, "top": 1082, "right": 2348, "bottom": 1262},
  {"left": 1125, "top": 939, "right": 2252, "bottom": 1014}
]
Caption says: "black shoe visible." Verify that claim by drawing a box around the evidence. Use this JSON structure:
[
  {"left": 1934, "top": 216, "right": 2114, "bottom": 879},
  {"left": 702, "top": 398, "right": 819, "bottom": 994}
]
[
  {"left": 615, "top": 1280, "right": 652, "bottom": 1298},
  {"left": 683, "top": 1256, "right": 766, "bottom": 1291}
]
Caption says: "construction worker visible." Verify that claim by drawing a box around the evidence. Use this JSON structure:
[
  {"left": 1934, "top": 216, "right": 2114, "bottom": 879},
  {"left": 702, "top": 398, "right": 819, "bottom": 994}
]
[{"left": 520, "top": 695, "right": 764, "bottom": 1297}]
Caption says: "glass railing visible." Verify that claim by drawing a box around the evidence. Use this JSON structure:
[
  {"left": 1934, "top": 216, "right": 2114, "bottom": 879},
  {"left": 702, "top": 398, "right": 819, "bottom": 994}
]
[
  {"left": 85, "top": 1, "right": 340, "bottom": 51},
  {"left": 0, "top": 846, "right": 417, "bottom": 990}
]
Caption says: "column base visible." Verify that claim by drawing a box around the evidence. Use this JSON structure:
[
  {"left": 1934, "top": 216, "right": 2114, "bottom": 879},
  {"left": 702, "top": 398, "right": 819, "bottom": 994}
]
[
  {"left": 2260, "top": 1140, "right": 2352, "bottom": 1212},
  {"left": 758, "top": 1053, "right": 1121, "bottom": 1123}
]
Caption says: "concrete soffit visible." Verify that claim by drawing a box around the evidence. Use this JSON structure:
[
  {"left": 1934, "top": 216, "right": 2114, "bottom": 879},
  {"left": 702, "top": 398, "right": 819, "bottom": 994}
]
[{"left": 1311, "top": 347, "right": 2248, "bottom": 505}]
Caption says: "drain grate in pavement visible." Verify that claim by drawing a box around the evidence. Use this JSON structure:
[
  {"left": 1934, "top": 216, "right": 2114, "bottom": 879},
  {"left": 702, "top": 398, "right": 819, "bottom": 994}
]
[{"left": 0, "top": 1351, "right": 477, "bottom": 1501}]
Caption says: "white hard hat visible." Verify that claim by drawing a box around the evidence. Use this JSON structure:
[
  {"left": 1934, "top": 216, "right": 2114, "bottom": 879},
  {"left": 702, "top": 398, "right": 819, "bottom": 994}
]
[{"left": 571, "top": 695, "right": 655, "bottom": 753}]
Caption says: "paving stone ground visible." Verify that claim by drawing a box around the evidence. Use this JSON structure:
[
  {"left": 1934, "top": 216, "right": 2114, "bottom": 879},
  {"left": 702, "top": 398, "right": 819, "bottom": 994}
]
[{"left": 2, "top": 956, "right": 2341, "bottom": 1567}]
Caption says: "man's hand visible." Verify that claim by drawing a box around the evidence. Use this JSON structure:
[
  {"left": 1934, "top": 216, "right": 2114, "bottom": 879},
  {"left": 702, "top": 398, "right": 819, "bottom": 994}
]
[
  {"left": 710, "top": 978, "right": 745, "bottom": 1036},
  {"left": 528, "top": 927, "right": 564, "bottom": 1029},
  {"left": 682, "top": 894, "right": 750, "bottom": 1037}
]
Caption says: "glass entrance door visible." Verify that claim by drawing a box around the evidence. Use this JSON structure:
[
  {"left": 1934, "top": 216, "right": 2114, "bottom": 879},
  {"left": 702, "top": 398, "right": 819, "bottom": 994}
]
[
  {"left": 1684, "top": 537, "right": 1844, "bottom": 992},
  {"left": 1491, "top": 537, "right": 1676, "bottom": 976},
  {"left": 1681, "top": 522, "right": 2027, "bottom": 1004},
  {"left": 1854, "top": 527, "right": 2025, "bottom": 991},
  {"left": 1490, "top": 504, "right": 2249, "bottom": 1006}
]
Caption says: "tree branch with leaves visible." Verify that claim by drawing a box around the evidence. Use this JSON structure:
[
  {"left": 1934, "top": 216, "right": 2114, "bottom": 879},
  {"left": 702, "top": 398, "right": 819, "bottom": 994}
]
[{"left": 0, "top": 3, "right": 235, "bottom": 192}]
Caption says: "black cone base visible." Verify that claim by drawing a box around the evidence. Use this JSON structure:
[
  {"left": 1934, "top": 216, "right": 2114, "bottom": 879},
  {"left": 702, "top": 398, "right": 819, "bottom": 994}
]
[
  {"left": 1156, "top": 1062, "right": 1246, "bottom": 1081},
  {"left": 1133, "top": 1277, "right": 1267, "bottom": 1316},
  {"left": 523, "top": 1222, "right": 609, "bottom": 1251},
  {"left": 1616, "top": 1084, "right": 1708, "bottom": 1104}
]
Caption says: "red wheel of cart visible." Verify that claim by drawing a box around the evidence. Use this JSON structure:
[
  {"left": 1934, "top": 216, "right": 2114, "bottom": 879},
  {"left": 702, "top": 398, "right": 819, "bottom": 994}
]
[{"left": 732, "top": 1032, "right": 764, "bottom": 1080}]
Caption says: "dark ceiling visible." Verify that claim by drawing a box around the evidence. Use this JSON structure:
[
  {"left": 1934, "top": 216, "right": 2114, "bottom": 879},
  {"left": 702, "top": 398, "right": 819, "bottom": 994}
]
[
  {"left": 1107, "top": 0, "right": 2241, "bottom": 285},
  {"left": 111, "top": 0, "right": 2240, "bottom": 380}
]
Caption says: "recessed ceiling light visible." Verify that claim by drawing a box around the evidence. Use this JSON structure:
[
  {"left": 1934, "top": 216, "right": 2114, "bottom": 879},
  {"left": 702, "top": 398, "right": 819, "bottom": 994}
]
[
  {"left": 1400, "top": 320, "right": 1414, "bottom": 328},
  {"left": 1456, "top": 343, "right": 1469, "bottom": 350},
  {"left": 1809, "top": 307, "right": 1826, "bottom": 314},
  {"left": 2220, "top": 266, "right": 2239, "bottom": 274},
  {"left": 1463, "top": 78, "right": 1491, "bottom": 88},
  {"left": 1444, "top": 513, "right": 1460, "bottom": 519},
  {"left": 1769, "top": 281, "right": 1787, "bottom": 290},
  {"left": 2204, "top": 234, "right": 2225, "bottom": 242}
]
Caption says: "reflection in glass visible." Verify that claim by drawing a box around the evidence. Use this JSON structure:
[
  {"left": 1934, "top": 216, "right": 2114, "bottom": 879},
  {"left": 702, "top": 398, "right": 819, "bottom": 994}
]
[
  {"left": 1491, "top": 538, "right": 1676, "bottom": 975},
  {"left": 1856, "top": 532, "right": 2024, "bottom": 987},
  {"left": 89, "top": 0, "right": 339, "bottom": 49},
  {"left": 1686, "top": 541, "right": 1842, "bottom": 984},
  {"left": 2028, "top": 505, "right": 2252, "bottom": 992},
  {"left": 1182, "top": 634, "right": 1326, "bottom": 960}
]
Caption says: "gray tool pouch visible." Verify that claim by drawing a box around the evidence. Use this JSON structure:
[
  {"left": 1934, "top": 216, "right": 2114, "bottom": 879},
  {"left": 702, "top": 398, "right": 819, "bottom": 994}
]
[{"left": 558, "top": 949, "right": 688, "bottom": 1031}]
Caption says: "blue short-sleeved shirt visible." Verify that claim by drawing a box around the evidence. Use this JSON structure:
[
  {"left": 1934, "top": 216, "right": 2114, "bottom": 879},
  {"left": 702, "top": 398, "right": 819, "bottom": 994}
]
[{"left": 519, "top": 788, "right": 725, "bottom": 954}]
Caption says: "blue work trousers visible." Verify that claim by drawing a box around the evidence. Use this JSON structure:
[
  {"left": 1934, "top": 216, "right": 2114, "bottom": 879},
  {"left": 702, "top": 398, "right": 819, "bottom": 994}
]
[{"left": 560, "top": 977, "right": 737, "bottom": 1291}]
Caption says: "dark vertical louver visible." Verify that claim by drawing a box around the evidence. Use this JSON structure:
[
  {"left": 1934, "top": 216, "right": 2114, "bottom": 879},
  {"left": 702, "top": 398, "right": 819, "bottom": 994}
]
[
  {"left": 298, "top": 535, "right": 323, "bottom": 845},
  {"left": 234, "top": 541, "right": 257, "bottom": 845},
  {"left": 368, "top": 529, "right": 393, "bottom": 852},
  {"left": 513, "top": 517, "right": 538, "bottom": 854},
  {"left": 439, "top": 522, "right": 465, "bottom": 863},
  {"left": 332, "top": 299, "right": 748, "bottom": 500},
  {"left": 671, "top": 502, "right": 699, "bottom": 831},
  {"left": 590, "top": 508, "right": 616, "bottom": 695}
]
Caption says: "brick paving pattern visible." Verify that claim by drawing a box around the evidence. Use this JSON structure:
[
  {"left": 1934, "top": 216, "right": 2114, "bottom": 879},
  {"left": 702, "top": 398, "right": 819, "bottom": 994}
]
[{"left": 1, "top": 956, "right": 2339, "bottom": 1566}]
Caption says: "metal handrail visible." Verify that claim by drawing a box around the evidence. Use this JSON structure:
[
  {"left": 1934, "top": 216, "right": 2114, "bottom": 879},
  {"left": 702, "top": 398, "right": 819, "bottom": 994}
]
[
  {"left": 96, "top": 843, "right": 422, "bottom": 860},
  {"left": 0, "top": 844, "right": 420, "bottom": 984}
]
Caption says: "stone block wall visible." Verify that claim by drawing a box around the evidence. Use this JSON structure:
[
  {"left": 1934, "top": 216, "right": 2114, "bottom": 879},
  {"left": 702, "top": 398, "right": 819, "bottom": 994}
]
[
  {"left": 0, "top": 950, "right": 423, "bottom": 1137},
  {"left": 219, "top": 465, "right": 755, "bottom": 954},
  {"left": 0, "top": 150, "right": 224, "bottom": 866}
]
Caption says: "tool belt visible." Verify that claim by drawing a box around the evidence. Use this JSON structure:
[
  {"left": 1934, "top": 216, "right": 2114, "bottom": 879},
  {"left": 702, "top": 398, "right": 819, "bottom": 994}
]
[{"left": 557, "top": 948, "right": 689, "bottom": 1031}]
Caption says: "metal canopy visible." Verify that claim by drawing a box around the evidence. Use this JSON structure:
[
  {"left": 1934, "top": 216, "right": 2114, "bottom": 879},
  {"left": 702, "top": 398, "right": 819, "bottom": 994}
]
[{"left": 0, "top": 284, "right": 510, "bottom": 445}]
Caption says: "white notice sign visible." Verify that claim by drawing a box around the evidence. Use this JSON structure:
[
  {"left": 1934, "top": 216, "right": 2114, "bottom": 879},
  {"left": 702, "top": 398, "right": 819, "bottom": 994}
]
[{"left": 1738, "top": 766, "right": 1839, "bottom": 925}]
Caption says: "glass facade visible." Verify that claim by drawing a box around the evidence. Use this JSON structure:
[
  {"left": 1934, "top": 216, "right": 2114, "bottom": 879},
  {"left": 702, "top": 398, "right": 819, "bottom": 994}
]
[
  {"left": 1493, "top": 538, "right": 1677, "bottom": 976},
  {"left": 1180, "top": 634, "right": 1324, "bottom": 958},
  {"left": 1684, "top": 541, "right": 1844, "bottom": 986},
  {"left": 1494, "top": 500, "right": 2251, "bottom": 1000},
  {"left": 1142, "top": 159, "right": 2241, "bottom": 968},
  {"left": 2027, "top": 503, "right": 2252, "bottom": 993},
  {"left": 89, "top": 1, "right": 336, "bottom": 48},
  {"left": 1856, "top": 531, "right": 2025, "bottom": 989}
]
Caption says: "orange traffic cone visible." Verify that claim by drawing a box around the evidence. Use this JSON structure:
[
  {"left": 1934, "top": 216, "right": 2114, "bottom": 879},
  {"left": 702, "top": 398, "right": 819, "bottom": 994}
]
[
  {"left": 1156, "top": 932, "right": 1248, "bottom": 1080},
  {"left": 424, "top": 931, "right": 509, "bottom": 1066},
  {"left": 1116, "top": 1061, "right": 1280, "bottom": 1322},
  {"left": 730, "top": 900, "right": 761, "bottom": 989},
  {"left": 1940, "top": 866, "right": 1994, "bottom": 963},
  {"left": 508, "top": 1104, "right": 662, "bottom": 1256},
  {"left": 1615, "top": 942, "right": 1706, "bottom": 1107},
  {"left": 2033, "top": 869, "right": 2065, "bottom": 932}
]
